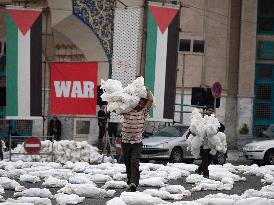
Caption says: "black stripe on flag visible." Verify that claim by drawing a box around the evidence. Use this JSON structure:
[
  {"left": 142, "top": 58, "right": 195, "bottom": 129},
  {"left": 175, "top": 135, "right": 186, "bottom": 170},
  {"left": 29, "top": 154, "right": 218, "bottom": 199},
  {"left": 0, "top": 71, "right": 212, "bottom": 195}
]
[
  {"left": 163, "top": 12, "right": 179, "bottom": 119},
  {"left": 30, "top": 14, "right": 42, "bottom": 116}
]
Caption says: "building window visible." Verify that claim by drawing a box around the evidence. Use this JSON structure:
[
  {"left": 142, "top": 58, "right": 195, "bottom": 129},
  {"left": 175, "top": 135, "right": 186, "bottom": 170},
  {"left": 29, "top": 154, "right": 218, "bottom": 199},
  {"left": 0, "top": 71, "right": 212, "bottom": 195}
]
[
  {"left": 259, "top": 65, "right": 272, "bottom": 79},
  {"left": 258, "top": 0, "right": 274, "bottom": 34},
  {"left": 76, "top": 120, "right": 90, "bottom": 135},
  {"left": 193, "top": 40, "right": 204, "bottom": 53},
  {"left": 179, "top": 39, "right": 191, "bottom": 51}
]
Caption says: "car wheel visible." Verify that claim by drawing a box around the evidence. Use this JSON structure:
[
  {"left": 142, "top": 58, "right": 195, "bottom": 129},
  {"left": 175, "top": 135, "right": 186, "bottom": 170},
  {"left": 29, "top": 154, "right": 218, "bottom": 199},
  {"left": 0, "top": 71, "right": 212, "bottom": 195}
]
[
  {"left": 264, "top": 149, "right": 274, "bottom": 165},
  {"left": 170, "top": 147, "right": 183, "bottom": 163},
  {"left": 212, "top": 151, "right": 227, "bottom": 165}
]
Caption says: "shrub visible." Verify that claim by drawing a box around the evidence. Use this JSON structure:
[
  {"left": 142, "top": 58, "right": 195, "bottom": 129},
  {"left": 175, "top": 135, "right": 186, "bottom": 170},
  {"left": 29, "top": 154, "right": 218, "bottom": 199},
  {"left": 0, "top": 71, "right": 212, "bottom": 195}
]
[{"left": 239, "top": 123, "right": 249, "bottom": 134}]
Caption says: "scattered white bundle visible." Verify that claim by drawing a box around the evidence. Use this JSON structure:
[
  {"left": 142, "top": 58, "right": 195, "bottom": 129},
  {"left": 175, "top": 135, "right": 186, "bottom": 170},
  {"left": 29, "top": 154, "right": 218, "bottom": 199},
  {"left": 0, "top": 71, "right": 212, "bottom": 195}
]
[
  {"left": 7, "top": 169, "right": 26, "bottom": 180},
  {"left": 191, "top": 179, "right": 233, "bottom": 191},
  {"left": 9, "top": 140, "right": 101, "bottom": 163},
  {"left": 160, "top": 185, "right": 191, "bottom": 195},
  {"left": 54, "top": 193, "right": 85, "bottom": 205},
  {"left": 102, "top": 180, "right": 128, "bottom": 189},
  {"left": 2, "top": 201, "right": 34, "bottom": 205},
  {"left": 100, "top": 77, "right": 147, "bottom": 114},
  {"left": 186, "top": 174, "right": 205, "bottom": 184},
  {"left": 141, "top": 170, "right": 168, "bottom": 179},
  {"left": 112, "top": 173, "right": 127, "bottom": 181},
  {"left": 0, "top": 177, "right": 24, "bottom": 191},
  {"left": 186, "top": 108, "right": 227, "bottom": 158},
  {"left": 42, "top": 176, "right": 68, "bottom": 188},
  {"left": 89, "top": 174, "right": 112, "bottom": 184},
  {"left": 139, "top": 177, "right": 167, "bottom": 187},
  {"left": 14, "top": 197, "right": 52, "bottom": 205},
  {"left": 14, "top": 188, "right": 53, "bottom": 198},
  {"left": 106, "top": 197, "right": 126, "bottom": 205},
  {"left": 19, "top": 174, "right": 40, "bottom": 183},
  {"left": 72, "top": 162, "right": 90, "bottom": 173},
  {"left": 59, "top": 183, "right": 115, "bottom": 198},
  {"left": 68, "top": 174, "right": 95, "bottom": 185},
  {"left": 144, "top": 185, "right": 191, "bottom": 200},
  {"left": 120, "top": 191, "right": 165, "bottom": 205},
  {"left": 143, "top": 189, "right": 176, "bottom": 200}
]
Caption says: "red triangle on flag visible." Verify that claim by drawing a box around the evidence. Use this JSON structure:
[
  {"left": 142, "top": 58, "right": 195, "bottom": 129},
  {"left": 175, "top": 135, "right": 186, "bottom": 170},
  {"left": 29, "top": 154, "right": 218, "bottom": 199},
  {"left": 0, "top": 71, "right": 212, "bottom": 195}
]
[
  {"left": 7, "top": 9, "right": 41, "bottom": 36},
  {"left": 149, "top": 5, "right": 179, "bottom": 34}
]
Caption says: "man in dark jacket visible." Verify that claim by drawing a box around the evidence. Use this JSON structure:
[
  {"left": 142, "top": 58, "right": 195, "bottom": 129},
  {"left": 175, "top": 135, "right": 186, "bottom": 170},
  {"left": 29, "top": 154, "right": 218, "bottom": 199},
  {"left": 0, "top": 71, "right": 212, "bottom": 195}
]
[{"left": 49, "top": 115, "right": 62, "bottom": 141}]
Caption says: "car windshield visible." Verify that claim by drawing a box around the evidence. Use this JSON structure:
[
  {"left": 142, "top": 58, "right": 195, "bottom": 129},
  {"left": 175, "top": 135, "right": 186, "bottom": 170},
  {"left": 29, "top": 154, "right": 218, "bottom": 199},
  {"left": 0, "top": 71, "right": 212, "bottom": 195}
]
[{"left": 153, "top": 126, "right": 183, "bottom": 137}]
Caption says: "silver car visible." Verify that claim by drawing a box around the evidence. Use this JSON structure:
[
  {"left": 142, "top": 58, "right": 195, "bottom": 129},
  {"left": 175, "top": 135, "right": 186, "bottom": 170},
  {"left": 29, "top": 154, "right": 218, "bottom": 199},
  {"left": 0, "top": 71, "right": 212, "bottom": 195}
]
[
  {"left": 141, "top": 124, "right": 227, "bottom": 164},
  {"left": 141, "top": 124, "right": 193, "bottom": 163}
]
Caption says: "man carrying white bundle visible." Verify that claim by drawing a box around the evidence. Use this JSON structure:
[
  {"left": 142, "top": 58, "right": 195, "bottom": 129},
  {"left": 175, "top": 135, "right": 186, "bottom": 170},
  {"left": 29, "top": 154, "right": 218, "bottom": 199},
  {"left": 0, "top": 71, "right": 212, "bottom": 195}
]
[
  {"left": 195, "top": 105, "right": 225, "bottom": 178},
  {"left": 121, "top": 87, "right": 153, "bottom": 192}
]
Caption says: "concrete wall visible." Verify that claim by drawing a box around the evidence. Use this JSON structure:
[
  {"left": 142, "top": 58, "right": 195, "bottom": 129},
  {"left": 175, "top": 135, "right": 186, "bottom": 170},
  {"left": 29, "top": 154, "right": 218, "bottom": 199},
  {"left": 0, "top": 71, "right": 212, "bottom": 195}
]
[{"left": 237, "top": 0, "right": 257, "bottom": 133}]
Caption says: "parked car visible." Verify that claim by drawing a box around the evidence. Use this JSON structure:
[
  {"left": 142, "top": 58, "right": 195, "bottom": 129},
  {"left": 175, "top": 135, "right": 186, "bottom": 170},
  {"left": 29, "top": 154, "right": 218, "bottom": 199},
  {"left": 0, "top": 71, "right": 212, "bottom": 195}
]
[
  {"left": 243, "top": 140, "right": 274, "bottom": 165},
  {"left": 141, "top": 124, "right": 227, "bottom": 164}
]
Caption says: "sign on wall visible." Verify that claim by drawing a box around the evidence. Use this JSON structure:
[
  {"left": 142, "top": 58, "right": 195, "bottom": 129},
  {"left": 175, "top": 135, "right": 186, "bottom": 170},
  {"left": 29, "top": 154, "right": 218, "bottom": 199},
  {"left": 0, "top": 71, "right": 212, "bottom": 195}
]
[{"left": 50, "top": 62, "right": 98, "bottom": 115}]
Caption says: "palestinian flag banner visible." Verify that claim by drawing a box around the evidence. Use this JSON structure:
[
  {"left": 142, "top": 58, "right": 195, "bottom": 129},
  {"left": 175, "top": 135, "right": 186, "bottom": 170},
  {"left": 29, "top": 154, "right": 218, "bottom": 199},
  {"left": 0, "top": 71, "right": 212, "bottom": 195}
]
[
  {"left": 5, "top": 7, "right": 42, "bottom": 119},
  {"left": 145, "top": 2, "right": 180, "bottom": 120}
]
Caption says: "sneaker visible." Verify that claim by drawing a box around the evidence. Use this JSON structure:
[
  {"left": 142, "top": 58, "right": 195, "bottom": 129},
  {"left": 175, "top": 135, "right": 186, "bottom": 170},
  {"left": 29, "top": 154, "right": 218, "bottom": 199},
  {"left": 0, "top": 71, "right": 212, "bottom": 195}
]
[{"left": 129, "top": 183, "right": 136, "bottom": 192}]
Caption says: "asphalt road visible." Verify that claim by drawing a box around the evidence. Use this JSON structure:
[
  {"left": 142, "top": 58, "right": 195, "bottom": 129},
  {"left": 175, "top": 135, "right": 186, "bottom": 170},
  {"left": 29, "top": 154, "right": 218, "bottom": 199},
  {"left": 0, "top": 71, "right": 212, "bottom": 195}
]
[{"left": 2, "top": 160, "right": 264, "bottom": 205}]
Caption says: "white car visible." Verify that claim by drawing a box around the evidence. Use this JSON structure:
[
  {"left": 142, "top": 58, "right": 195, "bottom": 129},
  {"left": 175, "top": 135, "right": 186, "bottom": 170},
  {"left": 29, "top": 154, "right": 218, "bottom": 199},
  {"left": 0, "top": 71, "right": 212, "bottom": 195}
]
[{"left": 243, "top": 140, "right": 274, "bottom": 165}]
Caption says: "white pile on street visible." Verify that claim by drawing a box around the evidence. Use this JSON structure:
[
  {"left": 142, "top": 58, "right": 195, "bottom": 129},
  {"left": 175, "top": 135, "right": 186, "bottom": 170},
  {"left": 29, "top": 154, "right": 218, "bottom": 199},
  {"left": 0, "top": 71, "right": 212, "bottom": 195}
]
[
  {"left": 100, "top": 76, "right": 147, "bottom": 114},
  {"left": 2, "top": 160, "right": 274, "bottom": 204},
  {"left": 186, "top": 108, "right": 227, "bottom": 158},
  {"left": 9, "top": 140, "right": 102, "bottom": 163},
  {"left": 54, "top": 193, "right": 84, "bottom": 205}
]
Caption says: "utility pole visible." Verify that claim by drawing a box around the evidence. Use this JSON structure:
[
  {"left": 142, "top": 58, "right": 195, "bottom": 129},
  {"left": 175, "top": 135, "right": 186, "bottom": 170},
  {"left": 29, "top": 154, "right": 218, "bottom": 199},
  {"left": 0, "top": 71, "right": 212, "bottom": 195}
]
[{"left": 180, "top": 53, "right": 185, "bottom": 124}]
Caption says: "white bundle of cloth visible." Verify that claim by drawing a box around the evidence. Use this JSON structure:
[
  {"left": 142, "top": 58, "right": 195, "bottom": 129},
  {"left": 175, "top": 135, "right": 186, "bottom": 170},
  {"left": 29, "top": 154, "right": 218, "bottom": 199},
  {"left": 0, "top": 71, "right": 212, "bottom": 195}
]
[
  {"left": 100, "top": 77, "right": 147, "bottom": 114},
  {"left": 186, "top": 108, "right": 227, "bottom": 158},
  {"left": 9, "top": 140, "right": 102, "bottom": 163}
]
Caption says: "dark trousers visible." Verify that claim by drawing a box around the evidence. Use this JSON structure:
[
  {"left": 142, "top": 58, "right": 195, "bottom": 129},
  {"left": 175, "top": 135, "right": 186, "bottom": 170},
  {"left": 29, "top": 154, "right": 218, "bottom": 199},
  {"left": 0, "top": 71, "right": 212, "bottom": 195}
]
[
  {"left": 197, "top": 148, "right": 213, "bottom": 177},
  {"left": 122, "top": 142, "right": 142, "bottom": 186},
  {"left": 108, "top": 124, "right": 117, "bottom": 145},
  {"left": 98, "top": 124, "right": 106, "bottom": 150}
]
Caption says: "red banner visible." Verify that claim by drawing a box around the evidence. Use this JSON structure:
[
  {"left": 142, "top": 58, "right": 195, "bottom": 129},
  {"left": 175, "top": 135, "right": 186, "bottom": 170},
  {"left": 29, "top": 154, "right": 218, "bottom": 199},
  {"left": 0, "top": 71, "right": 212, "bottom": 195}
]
[{"left": 50, "top": 62, "right": 98, "bottom": 115}]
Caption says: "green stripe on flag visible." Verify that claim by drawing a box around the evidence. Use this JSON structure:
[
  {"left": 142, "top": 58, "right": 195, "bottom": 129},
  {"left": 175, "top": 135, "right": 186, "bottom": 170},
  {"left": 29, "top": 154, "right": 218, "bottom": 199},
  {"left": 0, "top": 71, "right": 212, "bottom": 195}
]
[
  {"left": 145, "top": 10, "right": 157, "bottom": 117},
  {"left": 5, "top": 13, "right": 18, "bottom": 116}
]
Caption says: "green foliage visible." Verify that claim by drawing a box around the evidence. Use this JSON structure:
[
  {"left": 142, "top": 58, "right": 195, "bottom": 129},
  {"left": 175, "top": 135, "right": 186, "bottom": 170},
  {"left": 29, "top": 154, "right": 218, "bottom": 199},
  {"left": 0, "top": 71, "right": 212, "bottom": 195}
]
[{"left": 239, "top": 123, "right": 249, "bottom": 135}]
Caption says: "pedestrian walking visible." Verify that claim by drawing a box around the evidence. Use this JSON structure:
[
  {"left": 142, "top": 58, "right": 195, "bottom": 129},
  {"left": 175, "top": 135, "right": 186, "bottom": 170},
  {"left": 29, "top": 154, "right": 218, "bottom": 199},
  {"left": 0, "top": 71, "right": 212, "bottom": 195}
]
[
  {"left": 48, "top": 115, "right": 62, "bottom": 141},
  {"left": 195, "top": 105, "right": 225, "bottom": 178},
  {"left": 121, "top": 87, "right": 153, "bottom": 192},
  {"left": 97, "top": 105, "right": 108, "bottom": 150}
]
